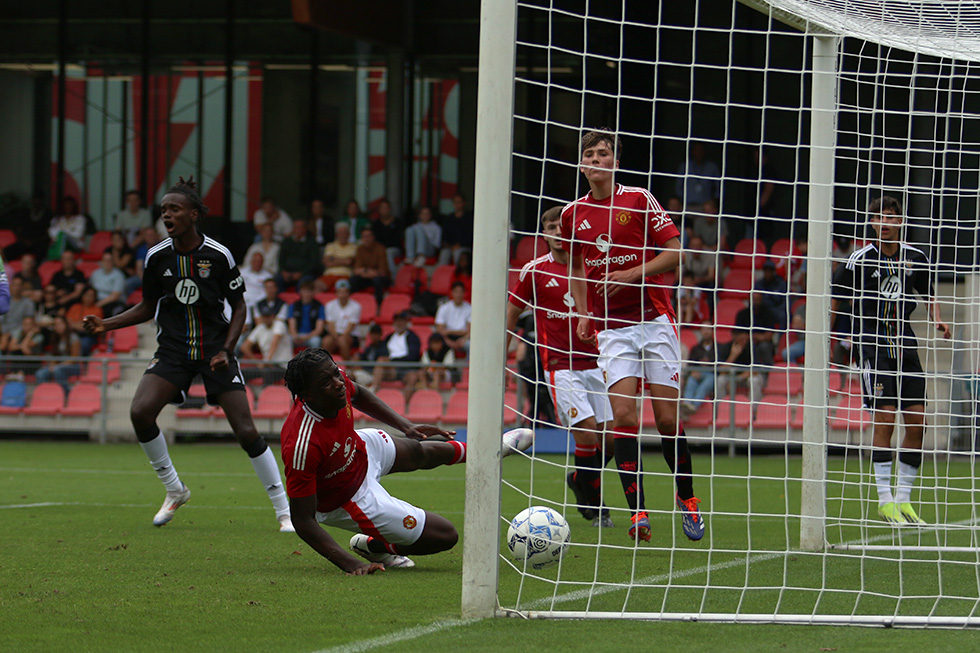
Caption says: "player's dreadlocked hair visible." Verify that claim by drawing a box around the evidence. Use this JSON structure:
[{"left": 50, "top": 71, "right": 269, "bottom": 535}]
[
  {"left": 166, "top": 175, "right": 209, "bottom": 218},
  {"left": 284, "top": 347, "right": 335, "bottom": 399}
]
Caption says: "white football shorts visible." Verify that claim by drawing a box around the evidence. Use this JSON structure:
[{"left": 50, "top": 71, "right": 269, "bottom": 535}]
[
  {"left": 596, "top": 314, "right": 681, "bottom": 390},
  {"left": 315, "top": 428, "right": 427, "bottom": 546},
  {"left": 548, "top": 368, "right": 614, "bottom": 428}
]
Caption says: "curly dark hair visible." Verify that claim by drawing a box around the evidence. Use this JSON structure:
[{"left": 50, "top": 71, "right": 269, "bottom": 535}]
[
  {"left": 165, "top": 175, "right": 209, "bottom": 219},
  {"left": 284, "top": 347, "right": 334, "bottom": 399}
]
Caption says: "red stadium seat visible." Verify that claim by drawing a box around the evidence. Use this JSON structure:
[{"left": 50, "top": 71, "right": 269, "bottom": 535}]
[
  {"left": 77, "top": 261, "right": 99, "bottom": 278},
  {"left": 352, "top": 293, "right": 377, "bottom": 320},
  {"left": 315, "top": 292, "right": 336, "bottom": 306},
  {"left": 109, "top": 326, "right": 139, "bottom": 353},
  {"left": 444, "top": 390, "right": 469, "bottom": 424},
  {"left": 377, "top": 294, "right": 412, "bottom": 325},
  {"left": 38, "top": 260, "right": 61, "bottom": 287},
  {"left": 375, "top": 388, "right": 406, "bottom": 415},
  {"left": 78, "top": 354, "right": 121, "bottom": 384},
  {"left": 175, "top": 385, "right": 211, "bottom": 418},
  {"left": 390, "top": 265, "right": 427, "bottom": 295},
  {"left": 252, "top": 385, "right": 294, "bottom": 419},
  {"left": 83, "top": 231, "right": 113, "bottom": 261},
  {"left": 23, "top": 383, "right": 66, "bottom": 416},
  {"left": 512, "top": 236, "right": 549, "bottom": 266},
  {"left": 714, "top": 395, "right": 752, "bottom": 429},
  {"left": 406, "top": 389, "right": 444, "bottom": 424},
  {"left": 763, "top": 369, "right": 803, "bottom": 397},
  {"left": 718, "top": 268, "right": 754, "bottom": 300},
  {"left": 753, "top": 397, "right": 793, "bottom": 430},
  {"left": 679, "top": 328, "right": 699, "bottom": 353},
  {"left": 830, "top": 395, "right": 870, "bottom": 431},
  {"left": 429, "top": 265, "right": 456, "bottom": 296},
  {"left": 685, "top": 401, "right": 714, "bottom": 428},
  {"left": 126, "top": 289, "right": 143, "bottom": 306},
  {"left": 279, "top": 291, "right": 299, "bottom": 306},
  {"left": 714, "top": 298, "right": 745, "bottom": 326},
  {"left": 62, "top": 384, "right": 102, "bottom": 417},
  {"left": 0, "top": 229, "right": 15, "bottom": 250},
  {"left": 456, "top": 367, "right": 470, "bottom": 390},
  {"left": 503, "top": 391, "right": 520, "bottom": 426}
]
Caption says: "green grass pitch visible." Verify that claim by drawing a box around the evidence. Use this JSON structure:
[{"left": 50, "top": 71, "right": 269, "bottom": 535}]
[{"left": 2, "top": 439, "right": 980, "bottom": 652}]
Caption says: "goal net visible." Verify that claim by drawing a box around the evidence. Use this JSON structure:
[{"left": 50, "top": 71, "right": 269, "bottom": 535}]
[{"left": 462, "top": 0, "right": 980, "bottom": 626}]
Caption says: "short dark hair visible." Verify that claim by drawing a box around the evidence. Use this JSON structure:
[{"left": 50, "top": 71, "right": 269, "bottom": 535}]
[
  {"left": 451, "top": 281, "right": 466, "bottom": 292},
  {"left": 299, "top": 280, "right": 315, "bottom": 292},
  {"left": 368, "top": 324, "right": 383, "bottom": 335},
  {"left": 284, "top": 348, "right": 334, "bottom": 398},
  {"left": 125, "top": 189, "right": 141, "bottom": 198},
  {"left": 868, "top": 195, "right": 902, "bottom": 217},
  {"left": 541, "top": 206, "right": 562, "bottom": 229},
  {"left": 580, "top": 127, "right": 621, "bottom": 158}
]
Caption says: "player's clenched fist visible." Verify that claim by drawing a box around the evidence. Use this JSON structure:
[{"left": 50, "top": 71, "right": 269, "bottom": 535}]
[{"left": 82, "top": 314, "right": 105, "bottom": 334}]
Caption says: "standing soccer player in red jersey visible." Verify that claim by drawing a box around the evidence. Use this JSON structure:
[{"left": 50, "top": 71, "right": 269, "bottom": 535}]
[
  {"left": 281, "top": 348, "right": 533, "bottom": 575},
  {"left": 507, "top": 207, "right": 615, "bottom": 528},
  {"left": 560, "top": 128, "right": 705, "bottom": 542}
]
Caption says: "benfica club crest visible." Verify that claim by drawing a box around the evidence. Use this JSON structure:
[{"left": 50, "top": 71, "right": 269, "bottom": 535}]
[{"left": 197, "top": 260, "right": 212, "bottom": 278}]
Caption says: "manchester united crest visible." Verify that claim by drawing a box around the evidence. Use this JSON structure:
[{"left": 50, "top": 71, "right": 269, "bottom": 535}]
[
  {"left": 615, "top": 210, "right": 632, "bottom": 225},
  {"left": 196, "top": 260, "right": 212, "bottom": 278},
  {"left": 403, "top": 515, "right": 417, "bottom": 530},
  {"left": 570, "top": 407, "right": 578, "bottom": 419}
]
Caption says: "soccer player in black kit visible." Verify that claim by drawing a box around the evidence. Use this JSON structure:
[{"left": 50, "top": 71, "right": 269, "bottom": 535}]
[
  {"left": 84, "top": 177, "right": 293, "bottom": 531},
  {"left": 831, "top": 196, "right": 950, "bottom": 526}
]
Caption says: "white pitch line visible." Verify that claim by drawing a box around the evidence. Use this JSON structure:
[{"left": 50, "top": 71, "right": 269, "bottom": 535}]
[
  {"left": 0, "top": 467, "right": 458, "bottom": 483},
  {"left": 313, "top": 619, "right": 479, "bottom": 653},
  {"left": 0, "top": 501, "right": 271, "bottom": 511}
]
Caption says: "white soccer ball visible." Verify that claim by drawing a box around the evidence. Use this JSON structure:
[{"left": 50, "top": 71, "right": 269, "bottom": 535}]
[{"left": 506, "top": 506, "right": 570, "bottom": 569}]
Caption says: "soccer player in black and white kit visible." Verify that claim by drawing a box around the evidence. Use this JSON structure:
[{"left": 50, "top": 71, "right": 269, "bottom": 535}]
[
  {"left": 831, "top": 196, "right": 950, "bottom": 525},
  {"left": 84, "top": 177, "right": 294, "bottom": 532}
]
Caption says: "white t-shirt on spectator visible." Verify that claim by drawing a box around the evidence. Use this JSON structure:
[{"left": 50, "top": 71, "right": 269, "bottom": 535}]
[
  {"left": 241, "top": 267, "right": 273, "bottom": 312},
  {"left": 325, "top": 298, "right": 362, "bottom": 334},
  {"left": 435, "top": 301, "right": 472, "bottom": 332},
  {"left": 386, "top": 331, "right": 410, "bottom": 359},
  {"left": 246, "top": 320, "right": 293, "bottom": 362},
  {"left": 253, "top": 208, "right": 294, "bottom": 241}
]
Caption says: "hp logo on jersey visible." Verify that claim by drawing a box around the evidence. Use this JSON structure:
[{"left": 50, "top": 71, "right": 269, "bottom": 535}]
[
  {"left": 879, "top": 274, "right": 902, "bottom": 300},
  {"left": 175, "top": 278, "right": 200, "bottom": 305}
]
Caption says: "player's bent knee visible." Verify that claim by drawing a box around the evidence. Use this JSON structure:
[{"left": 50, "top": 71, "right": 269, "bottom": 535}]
[{"left": 241, "top": 436, "right": 268, "bottom": 457}]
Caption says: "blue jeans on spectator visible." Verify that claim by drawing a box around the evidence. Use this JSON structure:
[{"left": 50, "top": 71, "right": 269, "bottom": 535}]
[
  {"left": 783, "top": 339, "right": 806, "bottom": 364},
  {"left": 36, "top": 363, "right": 81, "bottom": 394},
  {"left": 683, "top": 370, "right": 715, "bottom": 410}
]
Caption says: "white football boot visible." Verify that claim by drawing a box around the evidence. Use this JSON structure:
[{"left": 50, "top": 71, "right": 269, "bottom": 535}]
[
  {"left": 349, "top": 534, "right": 415, "bottom": 568},
  {"left": 152, "top": 483, "right": 191, "bottom": 527}
]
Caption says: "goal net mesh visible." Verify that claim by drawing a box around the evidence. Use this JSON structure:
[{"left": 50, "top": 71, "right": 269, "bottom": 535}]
[{"left": 493, "top": 0, "right": 980, "bottom": 625}]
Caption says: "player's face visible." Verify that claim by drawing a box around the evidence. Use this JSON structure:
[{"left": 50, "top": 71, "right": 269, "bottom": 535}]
[
  {"left": 160, "top": 193, "right": 198, "bottom": 238},
  {"left": 542, "top": 217, "right": 562, "bottom": 253},
  {"left": 580, "top": 142, "right": 617, "bottom": 184},
  {"left": 871, "top": 209, "right": 902, "bottom": 242},
  {"left": 305, "top": 358, "right": 348, "bottom": 414}
]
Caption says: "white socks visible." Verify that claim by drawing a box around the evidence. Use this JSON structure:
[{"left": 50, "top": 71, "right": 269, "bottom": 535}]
[
  {"left": 894, "top": 461, "right": 919, "bottom": 504},
  {"left": 873, "top": 461, "right": 894, "bottom": 506},
  {"left": 250, "top": 447, "right": 290, "bottom": 517},
  {"left": 140, "top": 432, "right": 184, "bottom": 493}
]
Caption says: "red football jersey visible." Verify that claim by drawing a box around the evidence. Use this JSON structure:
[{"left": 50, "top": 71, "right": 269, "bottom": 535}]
[
  {"left": 560, "top": 184, "right": 679, "bottom": 327},
  {"left": 509, "top": 251, "right": 600, "bottom": 372},
  {"left": 281, "top": 372, "right": 368, "bottom": 513}
]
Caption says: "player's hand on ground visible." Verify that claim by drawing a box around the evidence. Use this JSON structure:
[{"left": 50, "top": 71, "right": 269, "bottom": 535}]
[
  {"left": 82, "top": 315, "right": 105, "bottom": 335},
  {"left": 346, "top": 562, "right": 385, "bottom": 576},
  {"left": 599, "top": 268, "right": 640, "bottom": 297},
  {"left": 210, "top": 350, "right": 230, "bottom": 372},
  {"left": 937, "top": 321, "right": 951, "bottom": 340},
  {"left": 576, "top": 316, "right": 595, "bottom": 344},
  {"left": 405, "top": 423, "right": 456, "bottom": 441}
]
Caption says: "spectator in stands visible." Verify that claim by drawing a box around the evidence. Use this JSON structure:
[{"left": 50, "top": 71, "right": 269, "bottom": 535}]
[
  {"left": 106, "top": 230, "right": 141, "bottom": 298},
  {"left": 735, "top": 290, "right": 781, "bottom": 351},
  {"left": 439, "top": 193, "right": 474, "bottom": 265},
  {"left": 309, "top": 198, "right": 334, "bottom": 246},
  {"left": 48, "top": 196, "right": 87, "bottom": 258},
  {"left": 89, "top": 251, "right": 127, "bottom": 317},
  {"left": 316, "top": 222, "right": 356, "bottom": 293},
  {"left": 4, "top": 190, "right": 51, "bottom": 263},
  {"left": 789, "top": 237, "right": 808, "bottom": 295},
  {"left": 66, "top": 286, "right": 101, "bottom": 356},
  {"left": 666, "top": 195, "right": 684, "bottom": 234},
  {"left": 244, "top": 222, "right": 280, "bottom": 275},
  {"left": 252, "top": 278, "right": 290, "bottom": 327},
  {"left": 1, "top": 277, "right": 36, "bottom": 339},
  {"left": 1, "top": 314, "right": 45, "bottom": 376},
  {"left": 688, "top": 198, "right": 728, "bottom": 251},
  {"left": 349, "top": 323, "right": 387, "bottom": 388},
  {"left": 783, "top": 301, "right": 807, "bottom": 365},
  {"left": 376, "top": 311, "right": 421, "bottom": 387},
  {"left": 253, "top": 196, "right": 293, "bottom": 242},
  {"left": 241, "top": 252, "right": 273, "bottom": 317},
  {"left": 371, "top": 198, "right": 404, "bottom": 274},
  {"left": 50, "top": 250, "right": 87, "bottom": 310},
  {"left": 36, "top": 284, "right": 61, "bottom": 329},
  {"left": 757, "top": 259, "right": 789, "bottom": 329},
  {"left": 35, "top": 315, "right": 81, "bottom": 393},
  {"left": 13, "top": 253, "right": 43, "bottom": 302},
  {"left": 114, "top": 190, "right": 151, "bottom": 246},
  {"left": 682, "top": 234, "right": 718, "bottom": 309},
  {"left": 277, "top": 219, "right": 319, "bottom": 291},
  {"left": 323, "top": 279, "right": 361, "bottom": 361},
  {"left": 435, "top": 281, "right": 471, "bottom": 355},
  {"left": 349, "top": 226, "right": 391, "bottom": 305},
  {"left": 134, "top": 226, "right": 161, "bottom": 282},
  {"left": 241, "top": 303, "right": 293, "bottom": 383},
  {"left": 716, "top": 327, "right": 773, "bottom": 402},
  {"left": 452, "top": 250, "right": 473, "bottom": 297},
  {"left": 680, "top": 323, "right": 718, "bottom": 417},
  {"left": 341, "top": 199, "right": 370, "bottom": 242},
  {"left": 403, "top": 331, "right": 455, "bottom": 392},
  {"left": 288, "top": 280, "right": 325, "bottom": 350},
  {"left": 675, "top": 141, "right": 721, "bottom": 209},
  {"left": 677, "top": 271, "right": 704, "bottom": 326},
  {"left": 404, "top": 206, "right": 441, "bottom": 267}
]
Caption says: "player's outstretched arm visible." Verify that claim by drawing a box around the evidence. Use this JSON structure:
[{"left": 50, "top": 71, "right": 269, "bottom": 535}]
[
  {"left": 350, "top": 382, "right": 456, "bottom": 441},
  {"left": 289, "top": 494, "right": 384, "bottom": 576},
  {"left": 83, "top": 300, "right": 155, "bottom": 335}
]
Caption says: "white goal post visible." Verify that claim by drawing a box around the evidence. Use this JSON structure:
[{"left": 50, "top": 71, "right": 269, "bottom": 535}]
[{"left": 463, "top": 0, "right": 980, "bottom": 626}]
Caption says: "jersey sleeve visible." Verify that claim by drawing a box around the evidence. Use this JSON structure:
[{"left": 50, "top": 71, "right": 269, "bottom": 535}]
[
  {"left": 509, "top": 265, "right": 534, "bottom": 308},
  {"left": 830, "top": 260, "right": 854, "bottom": 303},
  {"left": 222, "top": 261, "right": 246, "bottom": 304},
  {"left": 284, "top": 442, "right": 320, "bottom": 499},
  {"left": 141, "top": 251, "right": 164, "bottom": 304},
  {"left": 558, "top": 204, "right": 574, "bottom": 253},
  {"left": 911, "top": 252, "right": 933, "bottom": 299},
  {"left": 641, "top": 192, "right": 681, "bottom": 246}
]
